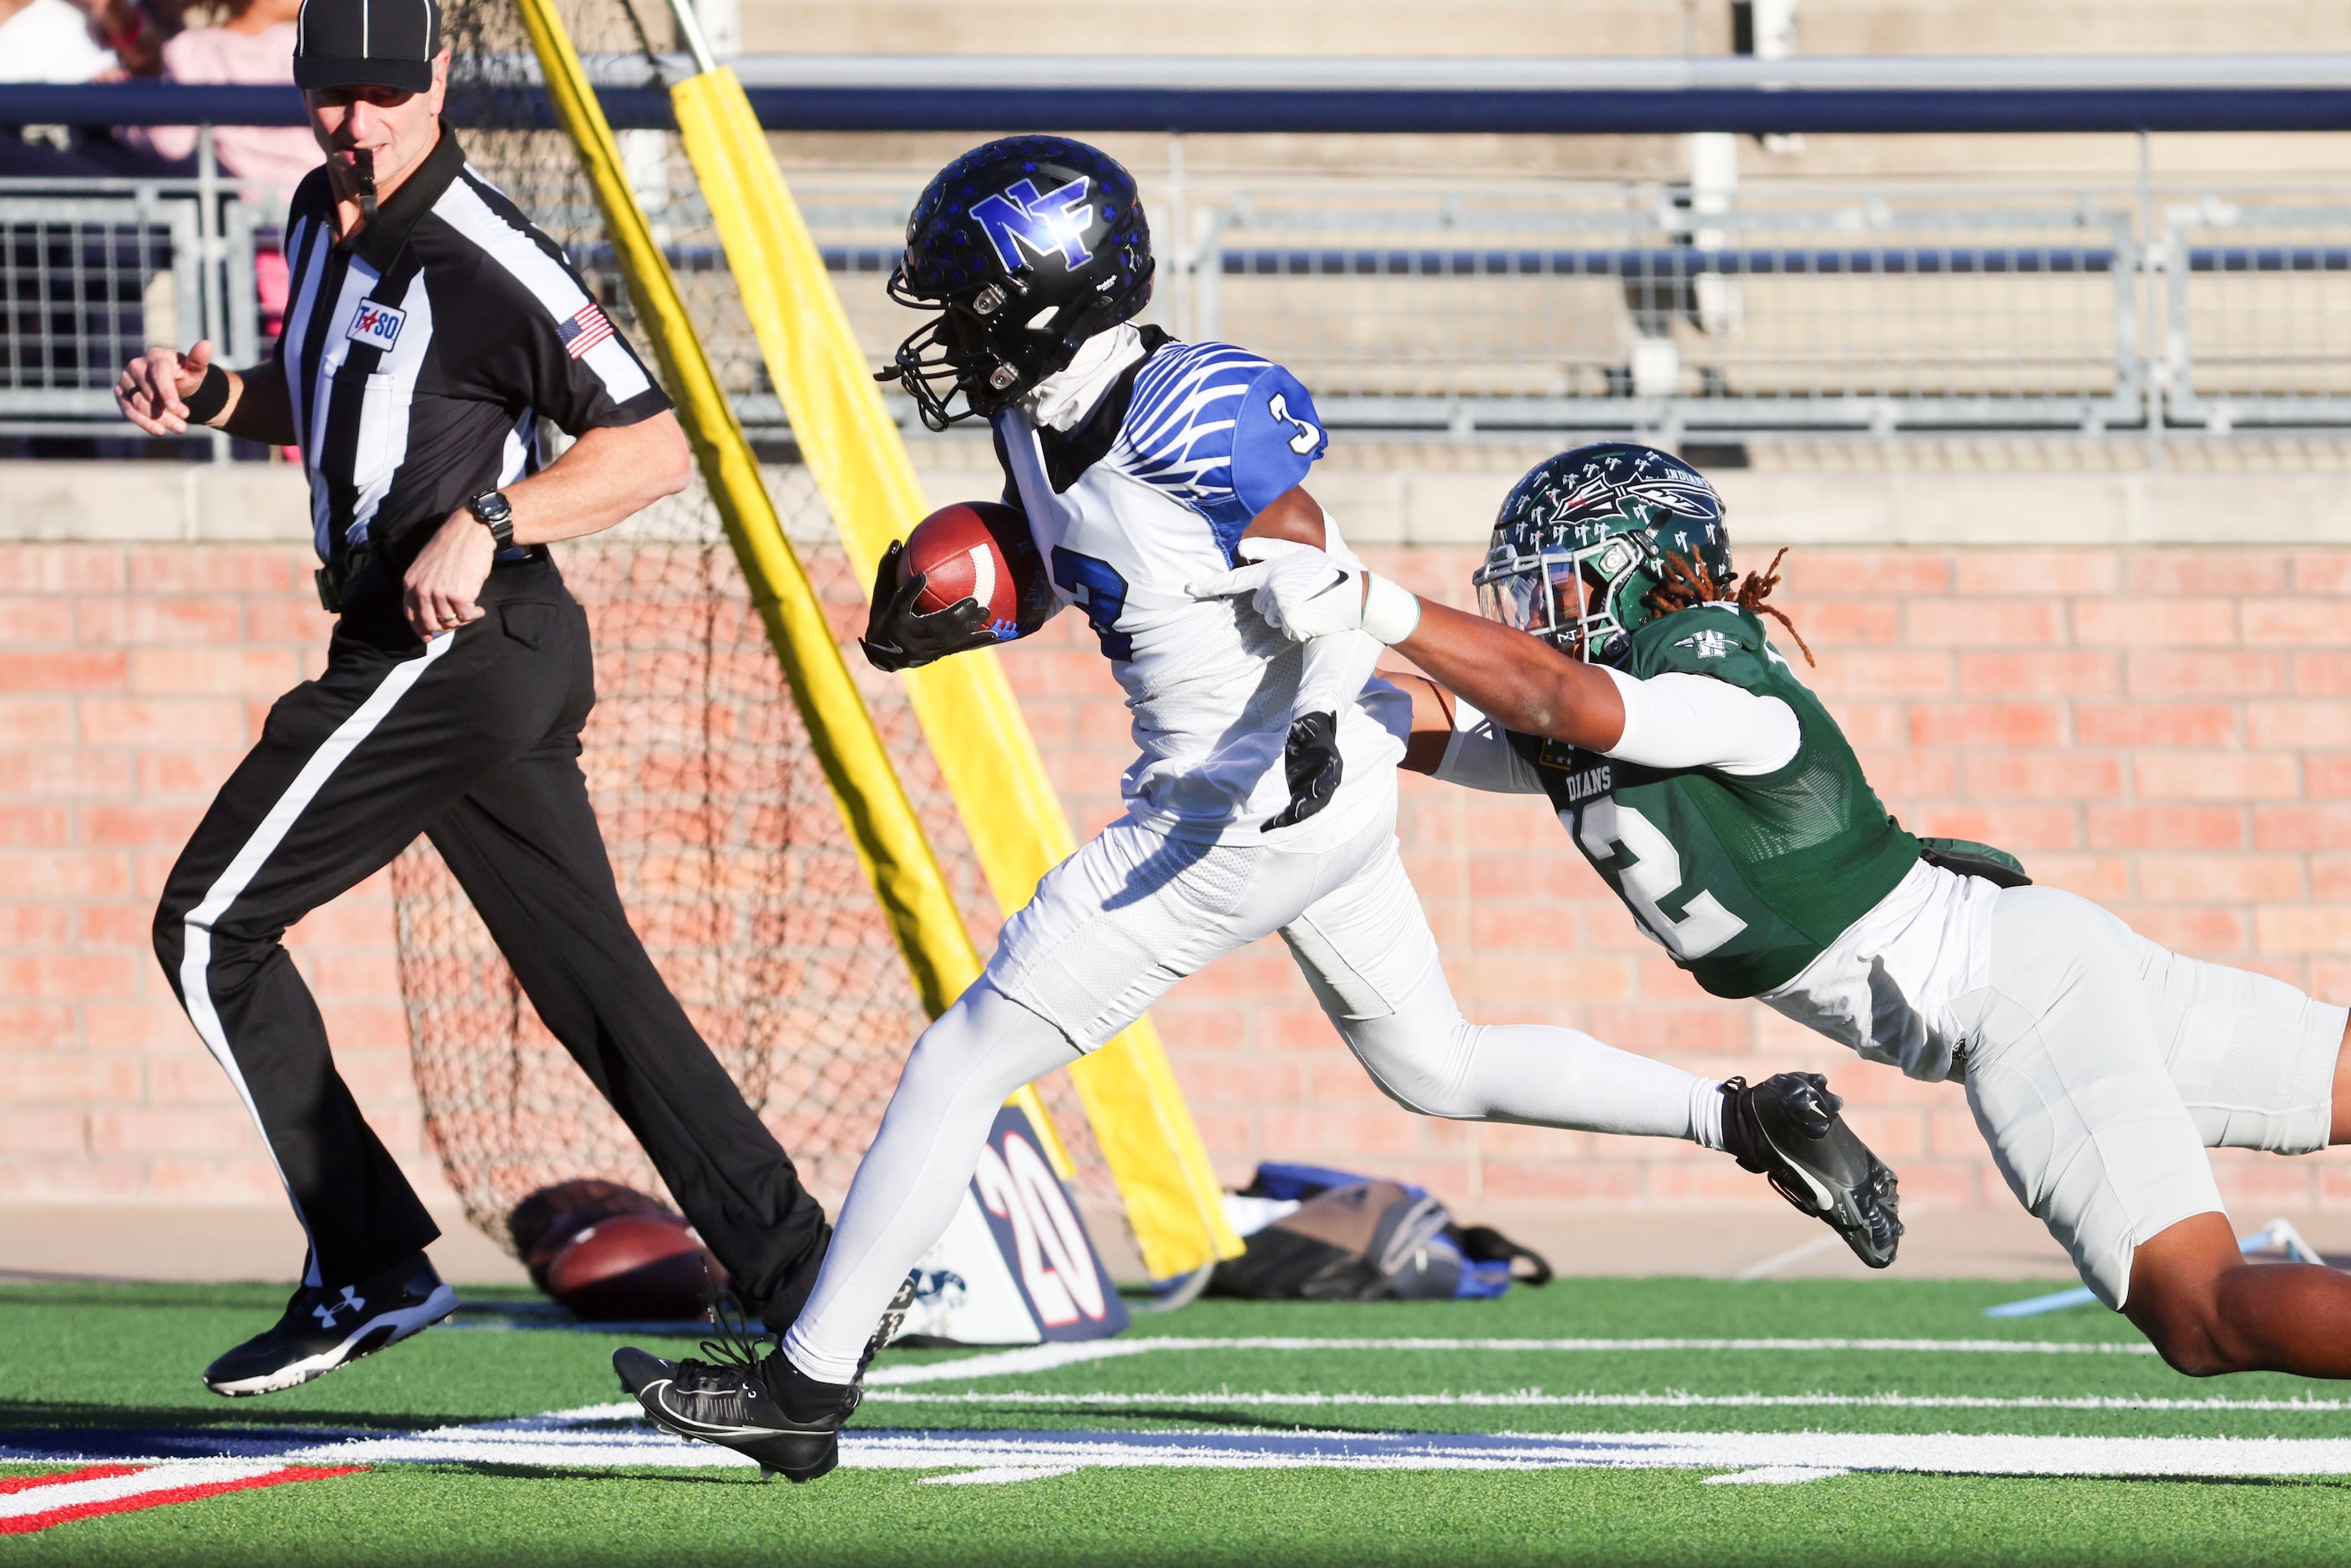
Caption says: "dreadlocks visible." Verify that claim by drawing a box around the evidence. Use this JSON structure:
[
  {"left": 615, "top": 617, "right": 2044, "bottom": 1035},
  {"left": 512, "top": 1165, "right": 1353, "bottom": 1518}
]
[{"left": 1641, "top": 547, "right": 1815, "bottom": 667}]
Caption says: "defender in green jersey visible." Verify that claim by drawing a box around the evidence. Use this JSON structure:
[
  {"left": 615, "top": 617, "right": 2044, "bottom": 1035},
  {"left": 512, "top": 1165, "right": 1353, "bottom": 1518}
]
[
  {"left": 1208, "top": 442, "right": 2351, "bottom": 1383},
  {"left": 1510, "top": 599, "right": 1919, "bottom": 1003}
]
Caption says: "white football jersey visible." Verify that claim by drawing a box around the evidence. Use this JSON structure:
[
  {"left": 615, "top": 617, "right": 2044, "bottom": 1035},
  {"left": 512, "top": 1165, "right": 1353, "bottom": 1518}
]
[{"left": 993, "top": 338, "right": 1407, "bottom": 846}]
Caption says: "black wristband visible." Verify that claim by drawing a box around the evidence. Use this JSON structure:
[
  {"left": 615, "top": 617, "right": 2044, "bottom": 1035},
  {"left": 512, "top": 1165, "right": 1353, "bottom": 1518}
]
[{"left": 180, "top": 362, "right": 231, "bottom": 425}]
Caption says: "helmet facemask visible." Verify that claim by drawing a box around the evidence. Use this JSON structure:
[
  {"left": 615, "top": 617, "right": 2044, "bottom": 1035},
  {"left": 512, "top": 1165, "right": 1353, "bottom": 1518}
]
[
  {"left": 882, "top": 266, "right": 1091, "bottom": 430},
  {"left": 1473, "top": 532, "right": 1652, "bottom": 665}
]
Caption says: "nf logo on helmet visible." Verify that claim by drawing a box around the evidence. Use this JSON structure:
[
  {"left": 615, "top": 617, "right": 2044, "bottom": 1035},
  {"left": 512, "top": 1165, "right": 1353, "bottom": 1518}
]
[{"left": 972, "top": 177, "right": 1096, "bottom": 273}]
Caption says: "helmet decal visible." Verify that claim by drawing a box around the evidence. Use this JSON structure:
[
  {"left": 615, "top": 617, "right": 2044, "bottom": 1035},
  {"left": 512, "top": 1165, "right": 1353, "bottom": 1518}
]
[
  {"left": 972, "top": 176, "right": 1097, "bottom": 272},
  {"left": 1471, "top": 443, "right": 1734, "bottom": 665},
  {"left": 879, "top": 136, "right": 1155, "bottom": 430}
]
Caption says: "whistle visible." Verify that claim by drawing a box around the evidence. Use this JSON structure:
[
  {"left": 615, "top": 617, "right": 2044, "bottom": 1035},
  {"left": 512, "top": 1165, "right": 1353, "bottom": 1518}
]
[{"left": 354, "top": 147, "right": 379, "bottom": 225}]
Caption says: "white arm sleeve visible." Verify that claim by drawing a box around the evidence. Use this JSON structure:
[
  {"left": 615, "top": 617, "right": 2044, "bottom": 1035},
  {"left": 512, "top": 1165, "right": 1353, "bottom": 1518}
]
[
  {"left": 1433, "top": 695, "right": 1548, "bottom": 796},
  {"left": 1600, "top": 665, "right": 1801, "bottom": 777}
]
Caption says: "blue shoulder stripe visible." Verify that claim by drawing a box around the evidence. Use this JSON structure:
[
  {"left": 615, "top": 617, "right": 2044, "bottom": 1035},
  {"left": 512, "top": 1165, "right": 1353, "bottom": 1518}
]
[
  {"left": 1117, "top": 342, "right": 1271, "bottom": 512},
  {"left": 1112, "top": 340, "right": 1325, "bottom": 561}
]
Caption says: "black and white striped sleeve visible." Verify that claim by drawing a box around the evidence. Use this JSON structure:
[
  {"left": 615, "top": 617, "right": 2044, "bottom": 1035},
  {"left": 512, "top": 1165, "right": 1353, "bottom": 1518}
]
[{"left": 432, "top": 175, "right": 672, "bottom": 435}]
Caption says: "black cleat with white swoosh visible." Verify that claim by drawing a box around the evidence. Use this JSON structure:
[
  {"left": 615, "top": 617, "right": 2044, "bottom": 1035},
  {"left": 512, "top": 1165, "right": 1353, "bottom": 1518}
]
[
  {"left": 618, "top": 1343, "right": 852, "bottom": 1484},
  {"left": 1721, "top": 1073, "right": 1902, "bottom": 1270},
  {"left": 615, "top": 1273, "right": 918, "bottom": 1483},
  {"left": 202, "top": 1252, "right": 456, "bottom": 1397}
]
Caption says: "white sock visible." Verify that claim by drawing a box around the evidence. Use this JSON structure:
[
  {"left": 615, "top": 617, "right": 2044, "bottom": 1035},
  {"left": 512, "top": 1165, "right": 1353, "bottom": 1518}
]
[
  {"left": 782, "top": 979, "right": 1074, "bottom": 1385},
  {"left": 1690, "top": 1076, "right": 1727, "bottom": 1151}
]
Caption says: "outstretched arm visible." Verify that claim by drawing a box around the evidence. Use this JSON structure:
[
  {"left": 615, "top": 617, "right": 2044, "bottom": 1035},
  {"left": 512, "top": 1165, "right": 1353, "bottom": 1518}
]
[
  {"left": 1192, "top": 540, "right": 1627, "bottom": 752},
  {"left": 1390, "top": 599, "right": 1627, "bottom": 753},
  {"left": 1195, "top": 547, "right": 1800, "bottom": 776}
]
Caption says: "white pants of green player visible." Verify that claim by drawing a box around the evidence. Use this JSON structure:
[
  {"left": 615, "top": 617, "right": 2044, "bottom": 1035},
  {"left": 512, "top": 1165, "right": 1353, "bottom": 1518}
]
[
  {"left": 1952, "top": 885, "right": 2344, "bottom": 1310},
  {"left": 781, "top": 777, "right": 1728, "bottom": 1385}
]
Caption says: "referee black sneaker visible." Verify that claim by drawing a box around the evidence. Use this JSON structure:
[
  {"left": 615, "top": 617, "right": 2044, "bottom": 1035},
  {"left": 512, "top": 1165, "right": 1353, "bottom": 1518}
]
[
  {"left": 203, "top": 1252, "right": 458, "bottom": 1397},
  {"left": 614, "top": 1272, "right": 918, "bottom": 1483},
  {"left": 1721, "top": 1073, "right": 1903, "bottom": 1270}
]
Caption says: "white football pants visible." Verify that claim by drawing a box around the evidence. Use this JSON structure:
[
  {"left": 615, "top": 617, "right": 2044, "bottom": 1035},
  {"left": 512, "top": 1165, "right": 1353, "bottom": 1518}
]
[
  {"left": 1954, "top": 884, "right": 2346, "bottom": 1309},
  {"left": 782, "top": 781, "right": 1724, "bottom": 1383}
]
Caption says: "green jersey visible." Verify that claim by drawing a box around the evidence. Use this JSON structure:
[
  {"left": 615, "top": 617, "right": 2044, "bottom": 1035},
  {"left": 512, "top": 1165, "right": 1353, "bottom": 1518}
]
[{"left": 1510, "top": 604, "right": 1920, "bottom": 999}]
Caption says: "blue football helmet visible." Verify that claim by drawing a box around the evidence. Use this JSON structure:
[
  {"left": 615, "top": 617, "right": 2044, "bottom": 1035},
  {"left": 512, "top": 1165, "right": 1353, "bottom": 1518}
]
[{"left": 877, "top": 135, "right": 1155, "bottom": 431}]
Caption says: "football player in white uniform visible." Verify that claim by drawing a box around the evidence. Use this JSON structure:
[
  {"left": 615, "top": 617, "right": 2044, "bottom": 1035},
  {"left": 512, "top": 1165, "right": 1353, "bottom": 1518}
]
[
  {"left": 614, "top": 139, "right": 1899, "bottom": 1479},
  {"left": 1210, "top": 440, "right": 2351, "bottom": 1383}
]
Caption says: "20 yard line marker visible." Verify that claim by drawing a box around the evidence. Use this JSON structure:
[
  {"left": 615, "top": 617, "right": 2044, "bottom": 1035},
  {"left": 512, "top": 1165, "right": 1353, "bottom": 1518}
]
[{"left": 0, "top": 1462, "right": 361, "bottom": 1535}]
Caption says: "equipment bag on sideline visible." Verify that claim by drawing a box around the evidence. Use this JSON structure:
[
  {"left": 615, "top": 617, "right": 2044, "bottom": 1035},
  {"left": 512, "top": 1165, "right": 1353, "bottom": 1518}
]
[{"left": 1209, "top": 1163, "right": 1554, "bottom": 1302}]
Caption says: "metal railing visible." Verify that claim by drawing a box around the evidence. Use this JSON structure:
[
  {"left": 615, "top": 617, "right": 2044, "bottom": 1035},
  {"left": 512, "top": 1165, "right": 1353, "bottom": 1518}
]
[
  {"left": 0, "top": 131, "right": 278, "bottom": 456},
  {"left": 7, "top": 156, "right": 2351, "bottom": 450}
]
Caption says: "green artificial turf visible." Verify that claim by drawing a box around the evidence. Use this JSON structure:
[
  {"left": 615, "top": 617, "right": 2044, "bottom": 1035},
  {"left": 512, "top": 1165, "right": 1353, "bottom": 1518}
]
[{"left": 4, "top": 1277, "right": 2350, "bottom": 1566}]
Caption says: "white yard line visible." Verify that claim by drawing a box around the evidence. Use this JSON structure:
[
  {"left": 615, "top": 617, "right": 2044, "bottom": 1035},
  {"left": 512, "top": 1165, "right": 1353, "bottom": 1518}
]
[
  {"left": 242, "top": 1388, "right": 2351, "bottom": 1481},
  {"left": 846, "top": 1429, "right": 2351, "bottom": 1478},
  {"left": 865, "top": 1335, "right": 2158, "bottom": 1387},
  {"left": 280, "top": 1423, "right": 2351, "bottom": 1479},
  {"left": 860, "top": 1388, "right": 2351, "bottom": 1414}
]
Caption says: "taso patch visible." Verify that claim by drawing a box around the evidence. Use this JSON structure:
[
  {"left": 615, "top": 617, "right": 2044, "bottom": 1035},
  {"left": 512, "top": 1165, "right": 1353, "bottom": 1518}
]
[{"left": 345, "top": 301, "right": 406, "bottom": 352}]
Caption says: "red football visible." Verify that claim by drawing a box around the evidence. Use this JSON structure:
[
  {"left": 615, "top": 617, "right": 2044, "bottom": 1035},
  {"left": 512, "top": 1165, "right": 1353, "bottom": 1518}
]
[
  {"left": 543, "top": 1212, "right": 713, "bottom": 1322},
  {"left": 902, "top": 501, "right": 1052, "bottom": 640}
]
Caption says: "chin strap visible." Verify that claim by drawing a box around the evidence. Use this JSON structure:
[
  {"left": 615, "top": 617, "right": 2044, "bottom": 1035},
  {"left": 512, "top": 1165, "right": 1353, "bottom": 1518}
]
[{"left": 353, "top": 148, "right": 379, "bottom": 226}]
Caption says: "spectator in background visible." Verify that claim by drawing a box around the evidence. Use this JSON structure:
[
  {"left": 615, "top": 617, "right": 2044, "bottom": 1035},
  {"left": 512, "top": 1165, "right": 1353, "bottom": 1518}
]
[
  {"left": 129, "top": 0, "right": 316, "bottom": 343},
  {"left": 0, "top": 0, "right": 118, "bottom": 82},
  {"left": 135, "top": 0, "right": 318, "bottom": 195}
]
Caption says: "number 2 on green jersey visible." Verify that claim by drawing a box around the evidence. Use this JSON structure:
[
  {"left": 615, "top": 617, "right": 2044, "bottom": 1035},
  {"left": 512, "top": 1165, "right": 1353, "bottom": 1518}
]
[{"left": 1574, "top": 797, "right": 1749, "bottom": 960}]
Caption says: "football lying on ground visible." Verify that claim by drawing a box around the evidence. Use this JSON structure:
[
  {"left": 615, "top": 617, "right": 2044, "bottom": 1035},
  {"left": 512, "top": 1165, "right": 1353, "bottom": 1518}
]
[
  {"left": 542, "top": 1211, "right": 715, "bottom": 1322},
  {"left": 509, "top": 1177, "right": 678, "bottom": 1285},
  {"left": 902, "top": 500, "right": 1054, "bottom": 640}
]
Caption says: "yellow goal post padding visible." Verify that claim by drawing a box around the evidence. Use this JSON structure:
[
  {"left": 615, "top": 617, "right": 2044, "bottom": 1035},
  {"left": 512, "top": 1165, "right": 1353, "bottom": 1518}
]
[
  {"left": 665, "top": 60, "right": 1241, "bottom": 1279},
  {"left": 507, "top": 0, "right": 1075, "bottom": 1172}
]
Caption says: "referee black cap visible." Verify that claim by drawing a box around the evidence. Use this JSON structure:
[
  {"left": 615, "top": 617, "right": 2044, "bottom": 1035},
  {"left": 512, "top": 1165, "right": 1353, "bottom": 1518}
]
[{"left": 294, "top": 0, "right": 442, "bottom": 94}]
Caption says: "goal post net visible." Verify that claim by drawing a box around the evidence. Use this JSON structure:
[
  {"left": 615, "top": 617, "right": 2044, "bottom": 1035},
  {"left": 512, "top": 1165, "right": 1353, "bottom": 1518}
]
[{"left": 397, "top": 0, "right": 1154, "bottom": 1272}]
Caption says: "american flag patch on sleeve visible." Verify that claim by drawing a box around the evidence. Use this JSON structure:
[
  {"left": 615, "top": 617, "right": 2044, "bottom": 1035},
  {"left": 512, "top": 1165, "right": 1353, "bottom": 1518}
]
[{"left": 557, "top": 301, "right": 615, "bottom": 359}]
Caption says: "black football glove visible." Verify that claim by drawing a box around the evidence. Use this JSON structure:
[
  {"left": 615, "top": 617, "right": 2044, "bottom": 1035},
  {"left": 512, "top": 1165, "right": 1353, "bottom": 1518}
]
[
  {"left": 859, "top": 539, "right": 999, "bottom": 673},
  {"left": 1263, "top": 710, "right": 1342, "bottom": 832}
]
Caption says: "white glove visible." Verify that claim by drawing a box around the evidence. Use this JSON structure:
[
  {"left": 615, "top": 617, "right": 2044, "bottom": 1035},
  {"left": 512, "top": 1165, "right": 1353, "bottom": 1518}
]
[{"left": 1188, "top": 538, "right": 1422, "bottom": 645}]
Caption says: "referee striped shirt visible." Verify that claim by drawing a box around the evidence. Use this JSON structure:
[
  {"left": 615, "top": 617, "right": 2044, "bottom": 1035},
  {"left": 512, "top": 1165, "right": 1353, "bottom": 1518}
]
[{"left": 273, "top": 128, "right": 671, "bottom": 569}]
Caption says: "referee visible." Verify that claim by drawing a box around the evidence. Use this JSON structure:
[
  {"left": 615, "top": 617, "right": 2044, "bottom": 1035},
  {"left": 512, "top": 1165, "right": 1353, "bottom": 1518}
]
[{"left": 116, "top": 0, "right": 830, "bottom": 1397}]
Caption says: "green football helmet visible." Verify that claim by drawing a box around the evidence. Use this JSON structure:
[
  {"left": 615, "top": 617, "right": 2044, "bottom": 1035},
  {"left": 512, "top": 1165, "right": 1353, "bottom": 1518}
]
[{"left": 1471, "top": 443, "right": 1732, "bottom": 665}]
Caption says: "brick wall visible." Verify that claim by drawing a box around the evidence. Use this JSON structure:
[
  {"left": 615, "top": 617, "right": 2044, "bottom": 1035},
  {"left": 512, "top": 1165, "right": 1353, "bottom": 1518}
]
[
  {"left": 0, "top": 544, "right": 429, "bottom": 1207},
  {"left": 6, "top": 539, "right": 2350, "bottom": 1221}
]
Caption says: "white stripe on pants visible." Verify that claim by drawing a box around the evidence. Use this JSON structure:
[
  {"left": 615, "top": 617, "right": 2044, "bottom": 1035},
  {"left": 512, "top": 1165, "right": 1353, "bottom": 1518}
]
[{"left": 176, "top": 631, "right": 454, "bottom": 1285}]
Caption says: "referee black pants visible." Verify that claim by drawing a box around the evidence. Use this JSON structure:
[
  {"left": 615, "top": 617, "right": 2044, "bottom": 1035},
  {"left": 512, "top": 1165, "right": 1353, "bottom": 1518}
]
[{"left": 152, "top": 559, "right": 829, "bottom": 1329}]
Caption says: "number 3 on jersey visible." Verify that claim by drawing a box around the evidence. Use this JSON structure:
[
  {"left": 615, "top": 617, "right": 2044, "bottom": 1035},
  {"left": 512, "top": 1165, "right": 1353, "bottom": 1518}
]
[
  {"left": 1052, "top": 546, "right": 1133, "bottom": 660},
  {"left": 1574, "top": 797, "right": 1747, "bottom": 960}
]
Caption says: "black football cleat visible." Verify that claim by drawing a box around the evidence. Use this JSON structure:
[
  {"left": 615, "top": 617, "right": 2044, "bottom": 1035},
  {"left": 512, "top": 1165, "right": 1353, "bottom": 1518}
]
[
  {"left": 1721, "top": 1072, "right": 1903, "bottom": 1270},
  {"left": 615, "top": 1273, "right": 918, "bottom": 1483},
  {"left": 203, "top": 1252, "right": 457, "bottom": 1397}
]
